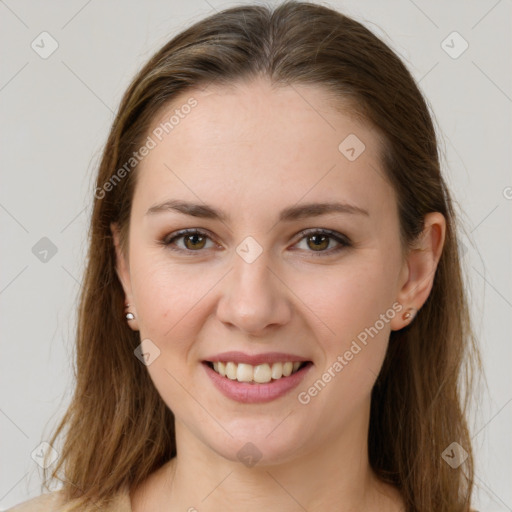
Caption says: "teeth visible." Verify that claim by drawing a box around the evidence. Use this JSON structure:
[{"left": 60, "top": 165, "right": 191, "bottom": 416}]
[
  {"left": 282, "top": 362, "right": 293, "bottom": 377},
  {"left": 253, "top": 363, "right": 272, "bottom": 383},
  {"left": 225, "top": 362, "right": 237, "bottom": 380},
  {"left": 271, "top": 362, "right": 283, "bottom": 380},
  {"left": 210, "top": 360, "right": 305, "bottom": 383},
  {"left": 237, "top": 363, "right": 253, "bottom": 382}
]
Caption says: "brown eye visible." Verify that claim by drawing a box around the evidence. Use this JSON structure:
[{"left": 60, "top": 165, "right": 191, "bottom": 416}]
[
  {"left": 294, "top": 229, "right": 351, "bottom": 256},
  {"left": 306, "top": 233, "right": 330, "bottom": 251},
  {"left": 163, "top": 229, "right": 215, "bottom": 253},
  {"left": 163, "top": 228, "right": 350, "bottom": 257},
  {"left": 183, "top": 233, "right": 207, "bottom": 250}
]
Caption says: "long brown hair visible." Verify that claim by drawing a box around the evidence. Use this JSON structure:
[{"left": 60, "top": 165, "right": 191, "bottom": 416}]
[{"left": 41, "top": 2, "right": 482, "bottom": 510}]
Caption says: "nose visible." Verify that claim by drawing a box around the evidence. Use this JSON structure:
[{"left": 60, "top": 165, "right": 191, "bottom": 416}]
[{"left": 215, "top": 248, "right": 292, "bottom": 338}]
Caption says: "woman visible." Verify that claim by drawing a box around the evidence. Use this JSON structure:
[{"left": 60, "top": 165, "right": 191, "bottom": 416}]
[{"left": 8, "top": 1, "right": 481, "bottom": 511}]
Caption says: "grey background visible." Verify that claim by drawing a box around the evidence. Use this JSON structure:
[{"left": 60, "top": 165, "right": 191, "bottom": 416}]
[{"left": 1, "top": 0, "right": 510, "bottom": 510}]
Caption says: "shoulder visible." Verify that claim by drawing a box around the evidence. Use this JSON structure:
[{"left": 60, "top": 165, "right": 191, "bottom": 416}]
[
  {"left": 5, "top": 491, "right": 66, "bottom": 511},
  {"left": 6, "top": 485, "right": 132, "bottom": 512}
]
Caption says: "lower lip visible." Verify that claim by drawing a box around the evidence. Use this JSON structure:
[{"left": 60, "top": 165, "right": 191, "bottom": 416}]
[{"left": 203, "top": 362, "right": 313, "bottom": 404}]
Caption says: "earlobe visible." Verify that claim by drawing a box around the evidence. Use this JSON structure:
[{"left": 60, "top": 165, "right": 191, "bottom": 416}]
[{"left": 390, "top": 212, "right": 446, "bottom": 331}]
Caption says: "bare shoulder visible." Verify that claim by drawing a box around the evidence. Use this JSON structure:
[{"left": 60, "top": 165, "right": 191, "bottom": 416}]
[{"left": 6, "top": 491, "right": 66, "bottom": 511}]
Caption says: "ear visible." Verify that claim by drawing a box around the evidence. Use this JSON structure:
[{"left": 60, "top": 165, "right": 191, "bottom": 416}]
[
  {"left": 390, "top": 212, "right": 446, "bottom": 331},
  {"left": 111, "top": 222, "right": 139, "bottom": 331}
]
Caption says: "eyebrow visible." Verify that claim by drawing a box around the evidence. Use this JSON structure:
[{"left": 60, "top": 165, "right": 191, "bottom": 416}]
[{"left": 145, "top": 199, "right": 369, "bottom": 222}]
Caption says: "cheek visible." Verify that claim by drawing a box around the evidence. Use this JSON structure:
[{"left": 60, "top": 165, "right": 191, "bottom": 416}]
[
  {"left": 295, "top": 278, "right": 394, "bottom": 422},
  {"left": 300, "top": 257, "right": 397, "bottom": 393},
  {"left": 129, "top": 255, "right": 212, "bottom": 411},
  {"left": 130, "top": 252, "right": 211, "bottom": 349},
  {"left": 312, "top": 258, "right": 397, "bottom": 341}
]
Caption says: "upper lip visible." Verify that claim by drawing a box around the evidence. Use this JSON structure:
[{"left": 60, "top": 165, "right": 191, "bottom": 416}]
[{"left": 204, "top": 351, "right": 311, "bottom": 365}]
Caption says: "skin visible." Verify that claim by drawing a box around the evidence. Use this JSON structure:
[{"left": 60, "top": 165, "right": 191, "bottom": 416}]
[{"left": 111, "top": 76, "right": 445, "bottom": 511}]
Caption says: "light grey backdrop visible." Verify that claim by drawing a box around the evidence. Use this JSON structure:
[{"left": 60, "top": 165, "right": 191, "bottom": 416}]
[{"left": 1, "top": 0, "right": 511, "bottom": 510}]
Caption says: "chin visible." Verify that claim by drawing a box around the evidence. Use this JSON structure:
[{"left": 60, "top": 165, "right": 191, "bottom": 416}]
[{"left": 199, "top": 415, "right": 311, "bottom": 468}]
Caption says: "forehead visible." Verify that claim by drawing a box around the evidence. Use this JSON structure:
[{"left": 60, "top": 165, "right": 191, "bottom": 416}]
[{"left": 132, "top": 78, "right": 394, "bottom": 221}]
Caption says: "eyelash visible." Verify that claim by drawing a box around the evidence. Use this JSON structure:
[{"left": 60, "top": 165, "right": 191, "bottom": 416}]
[{"left": 161, "top": 228, "right": 351, "bottom": 257}]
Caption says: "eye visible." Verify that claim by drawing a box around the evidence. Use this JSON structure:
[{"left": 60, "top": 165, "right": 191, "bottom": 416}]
[
  {"left": 292, "top": 228, "right": 351, "bottom": 256},
  {"left": 162, "top": 229, "right": 216, "bottom": 253},
  {"left": 161, "top": 228, "right": 351, "bottom": 256}
]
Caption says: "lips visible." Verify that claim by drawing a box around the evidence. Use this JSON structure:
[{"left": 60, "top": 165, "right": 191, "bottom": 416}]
[{"left": 202, "top": 351, "right": 313, "bottom": 403}]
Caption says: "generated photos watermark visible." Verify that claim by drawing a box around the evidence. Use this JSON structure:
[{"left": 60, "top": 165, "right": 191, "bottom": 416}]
[
  {"left": 94, "top": 97, "right": 198, "bottom": 200},
  {"left": 297, "top": 302, "right": 403, "bottom": 405}
]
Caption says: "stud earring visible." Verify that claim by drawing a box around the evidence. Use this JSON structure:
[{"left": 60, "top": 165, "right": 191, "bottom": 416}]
[
  {"left": 125, "top": 303, "right": 135, "bottom": 321},
  {"left": 402, "top": 308, "right": 415, "bottom": 322}
]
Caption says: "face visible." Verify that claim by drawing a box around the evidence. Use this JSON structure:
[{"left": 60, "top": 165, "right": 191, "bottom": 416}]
[{"left": 113, "top": 77, "right": 411, "bottom": 465}]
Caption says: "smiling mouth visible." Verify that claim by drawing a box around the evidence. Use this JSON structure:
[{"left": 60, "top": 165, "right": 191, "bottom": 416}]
[{"left": 203, "top": 360, "right": 312, "bottom": 384}]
